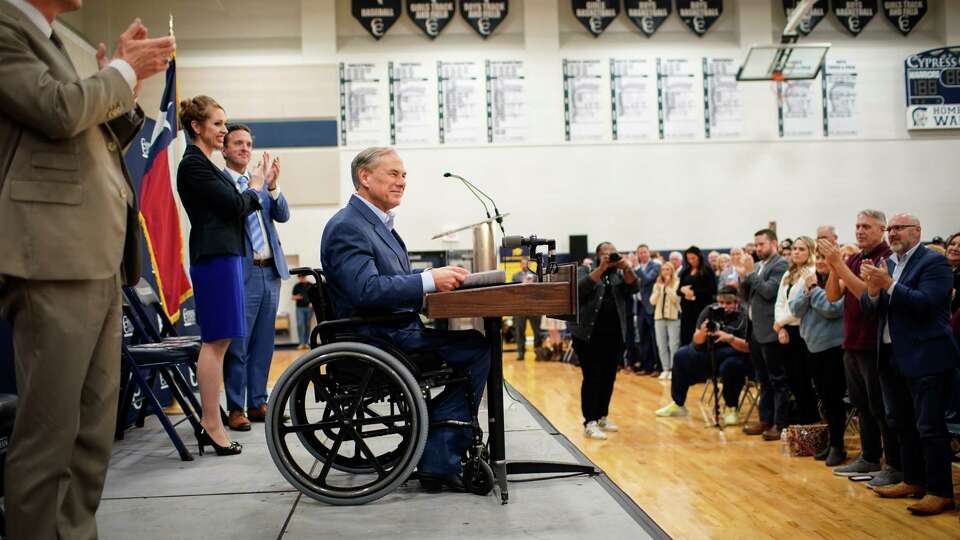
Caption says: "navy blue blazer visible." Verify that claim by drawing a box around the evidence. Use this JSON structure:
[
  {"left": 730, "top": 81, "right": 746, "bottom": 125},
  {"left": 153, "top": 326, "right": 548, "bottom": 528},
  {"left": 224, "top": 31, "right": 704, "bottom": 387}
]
[
  {"left": 223, "top": 169, "right": 290, "bottom": 280},
  {"left": 860, "top": 244, "right": 960, "bottom": 378},
  {"left": 320, "top": 196, "right": 424, "bottom": 319},
  {"left": 635, "top": 261, "right": 661, "bottom": 315}
]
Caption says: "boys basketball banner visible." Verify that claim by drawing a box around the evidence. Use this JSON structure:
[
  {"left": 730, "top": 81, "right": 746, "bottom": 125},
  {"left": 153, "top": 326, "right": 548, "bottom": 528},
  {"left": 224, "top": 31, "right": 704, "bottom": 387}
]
[
  {"left": 460, "top": 1, "right": 508, "bottom": 38},
  {"left": 571, "top": 0, "right": 619, "bottom": 37},
  {"left": 624, "top": 0, "right": 671, "bottom": 37},
  {"left": 676, "top": 0, "right": 723, "bottom": 37},
  {"left": 351, "top": 0, "right": 401, "bottom": 40},
  {"left": 833, "top": 0, "right": 877, "bottom": 36},
  {"left": 783, "top": 0, "right": 827, "bottom": 36},
  {"left": 408, "top": 1, "right": 456, "bottom": 39},
  {"left": 882, "top": 0, "right": 927, "bottom": 36}
]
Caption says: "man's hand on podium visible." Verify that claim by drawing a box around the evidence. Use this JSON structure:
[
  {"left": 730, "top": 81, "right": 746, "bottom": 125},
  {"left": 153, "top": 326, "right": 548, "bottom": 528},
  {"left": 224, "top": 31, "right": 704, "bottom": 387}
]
[{"left": 431, "top": 266, "right": 469, "bottom": 292}]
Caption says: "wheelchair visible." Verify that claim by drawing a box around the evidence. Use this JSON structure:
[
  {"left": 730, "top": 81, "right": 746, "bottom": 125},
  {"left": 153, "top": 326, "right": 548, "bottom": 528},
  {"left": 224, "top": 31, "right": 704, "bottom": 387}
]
[{"left": 265, "top": 268, "right": 494, "bottom": 505}]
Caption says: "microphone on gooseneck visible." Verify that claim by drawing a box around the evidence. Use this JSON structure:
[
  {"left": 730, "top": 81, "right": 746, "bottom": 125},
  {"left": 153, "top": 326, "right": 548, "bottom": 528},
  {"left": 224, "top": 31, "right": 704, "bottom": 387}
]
[
  {"left": 443, "top": 172, "right": 491, "bottom": 220},
  {"left": 443, "top": 172, "right": 505, "bottom": 235}
]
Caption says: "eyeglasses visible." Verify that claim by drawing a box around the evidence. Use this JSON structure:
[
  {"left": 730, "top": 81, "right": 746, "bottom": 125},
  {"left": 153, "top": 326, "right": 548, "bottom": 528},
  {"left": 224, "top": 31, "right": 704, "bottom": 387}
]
[{"left": 887, "top": 225, "right": 918, "bottom": 233}]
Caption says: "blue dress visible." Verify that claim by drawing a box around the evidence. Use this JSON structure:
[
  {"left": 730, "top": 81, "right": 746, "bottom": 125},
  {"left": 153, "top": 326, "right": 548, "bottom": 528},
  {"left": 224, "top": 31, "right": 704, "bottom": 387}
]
[{"left": 190, "top": 255, "right": 246, "bottom": 342}]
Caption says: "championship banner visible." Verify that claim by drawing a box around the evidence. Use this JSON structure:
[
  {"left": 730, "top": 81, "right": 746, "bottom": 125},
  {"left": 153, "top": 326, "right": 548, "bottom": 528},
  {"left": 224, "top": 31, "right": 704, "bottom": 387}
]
[
  {"left": 882, "top": 0, "right": 927, "bottom": 36},
  {"left": 905, "top": 46, "right": 960, "bottom": 130},
  {"left": 137, "top": 61, "right": 192, "bottom": 323},
  {"left": 783, "top": 0, "right": 827, "bottom": 36},
  {"left": 623, "top": 0, "right": 671, "bottom": 37},
  {"left": 460, "top": 0, "right": 508, "bottom": 39},
  {"left": 676, "top": 0, "right": 723, "bottom": 37},
  {"left": 571, "top": 0, "right": 619, "bottom": 37},
  {"left": 832, "top": 0, "right": 877, "bottom": 36},
  {"left": 351, "top": 0, "right": 401, "bottom": 40},
  {"left": 408, "top": 0, "right": 456, "bottom": 39}
]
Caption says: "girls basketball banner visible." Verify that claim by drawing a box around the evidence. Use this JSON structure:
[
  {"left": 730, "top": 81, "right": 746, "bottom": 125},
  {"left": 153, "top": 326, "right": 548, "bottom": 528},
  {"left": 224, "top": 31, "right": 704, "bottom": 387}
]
[
  {"left": 783, "top": 0, "right": 827, "bottom": 36},
  {"left": 676, "top": 0, "right": 723, "bottom": 37},
  {"left": 571, "top": 0, "right": 619, "bottom": 37},
  {"left": 623, "top": 0, "right": 671, "bottom": 37}
]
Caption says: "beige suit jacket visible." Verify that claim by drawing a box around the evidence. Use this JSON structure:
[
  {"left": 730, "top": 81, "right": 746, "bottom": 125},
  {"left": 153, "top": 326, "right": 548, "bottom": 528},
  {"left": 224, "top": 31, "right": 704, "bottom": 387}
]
[{"left": 0, "top": 2, "right": 143, "bottom": 285}]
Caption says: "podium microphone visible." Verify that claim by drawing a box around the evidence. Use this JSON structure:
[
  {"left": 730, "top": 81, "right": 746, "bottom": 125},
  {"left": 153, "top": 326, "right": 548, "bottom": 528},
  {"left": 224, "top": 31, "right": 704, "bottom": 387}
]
[
  {"left": 443, "top": 172, "right": 491, "bottom": 220},
  {"left": 443, "top": 172, "right": 505, "bottom": 235}
]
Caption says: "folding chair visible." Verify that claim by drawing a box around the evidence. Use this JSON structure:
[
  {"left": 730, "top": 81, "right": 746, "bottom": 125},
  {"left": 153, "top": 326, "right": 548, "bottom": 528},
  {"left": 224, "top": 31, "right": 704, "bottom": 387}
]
[
  {"left": 117, "top": 285, "right": 206, "bottom": 461},
  {"left": 738, "top": 379, "right": 761, "bottom": 426}
]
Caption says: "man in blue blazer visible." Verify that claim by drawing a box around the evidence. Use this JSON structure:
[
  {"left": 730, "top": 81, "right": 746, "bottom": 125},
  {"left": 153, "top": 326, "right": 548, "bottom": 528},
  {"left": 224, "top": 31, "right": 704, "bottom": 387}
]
[
  {"left": 860, "top": 213, "right": 960, "bottom": 516},
  {"left": 633, "top": 244, "right": 661, "bottom": 373},
  {"left": 320, "top": 147, "right": 490, "bottom": 492},
  {"left": 221, "top": 124, "right": 290, "bottom": 430}
]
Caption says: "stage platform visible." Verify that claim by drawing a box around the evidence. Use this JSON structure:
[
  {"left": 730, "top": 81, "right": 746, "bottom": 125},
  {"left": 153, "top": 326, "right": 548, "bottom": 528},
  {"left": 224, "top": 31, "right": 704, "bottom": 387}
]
[{"left": 98, "top": 383, "right": 666, "bottom": 539}]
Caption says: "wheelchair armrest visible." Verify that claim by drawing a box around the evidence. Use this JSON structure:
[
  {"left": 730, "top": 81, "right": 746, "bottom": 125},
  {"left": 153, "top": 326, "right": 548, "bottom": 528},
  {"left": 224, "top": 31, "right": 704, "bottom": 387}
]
[
  {"left": 290, "top": 267, "right": 323, "bottom": 283},
  {"left": 318, "top": 311, "right": 420, "bottom": 332}
]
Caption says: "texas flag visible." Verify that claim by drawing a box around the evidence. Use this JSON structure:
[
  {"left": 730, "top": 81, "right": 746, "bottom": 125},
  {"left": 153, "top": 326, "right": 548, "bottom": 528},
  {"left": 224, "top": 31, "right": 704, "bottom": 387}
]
[{"left": 139, "top": 59, "right": 192, "bottom": 322}]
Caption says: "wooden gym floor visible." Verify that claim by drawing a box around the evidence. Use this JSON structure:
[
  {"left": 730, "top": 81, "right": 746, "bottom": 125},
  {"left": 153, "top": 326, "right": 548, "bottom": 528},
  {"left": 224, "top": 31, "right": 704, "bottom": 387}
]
[{"left": 269, "top": 348, "right": 960, "bottom": 539}]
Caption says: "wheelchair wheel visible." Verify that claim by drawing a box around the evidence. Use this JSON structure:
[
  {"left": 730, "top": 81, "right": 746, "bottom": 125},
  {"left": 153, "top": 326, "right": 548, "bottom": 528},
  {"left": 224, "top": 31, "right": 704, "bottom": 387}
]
[
  {"left": 266, "top": 342, "right": 428, "bottom": 506},
  {"left": 463, "top": 457, "right": 495, "bottom": 496},
  {"left": 287, "top": 369, "right": 415, "bottom": 474}
]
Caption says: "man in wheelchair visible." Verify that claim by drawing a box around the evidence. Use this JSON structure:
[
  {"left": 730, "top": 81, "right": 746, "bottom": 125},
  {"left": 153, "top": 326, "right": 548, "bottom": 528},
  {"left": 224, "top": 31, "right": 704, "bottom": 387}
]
[{"left": 318, "top": 147, "right": 491, "bottom": 493}]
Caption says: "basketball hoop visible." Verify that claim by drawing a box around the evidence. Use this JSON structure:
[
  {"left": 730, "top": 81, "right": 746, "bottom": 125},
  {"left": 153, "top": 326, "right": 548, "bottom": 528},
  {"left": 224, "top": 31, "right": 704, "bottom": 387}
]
[{"left": 772, "top": 72, "right": 785, "bottom": 82}]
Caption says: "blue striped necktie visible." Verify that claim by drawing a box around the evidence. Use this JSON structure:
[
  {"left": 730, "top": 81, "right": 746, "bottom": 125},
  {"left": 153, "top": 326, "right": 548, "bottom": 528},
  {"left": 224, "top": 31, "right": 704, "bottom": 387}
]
[{"left": 237, "top": 175, "right": 266, "bottom": 252}]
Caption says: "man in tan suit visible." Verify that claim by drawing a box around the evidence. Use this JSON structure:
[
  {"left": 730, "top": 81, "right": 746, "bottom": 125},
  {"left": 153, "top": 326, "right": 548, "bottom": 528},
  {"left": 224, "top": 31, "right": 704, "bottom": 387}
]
[{"left": 0, "top": 1, "right": 174, "bottom": 538}]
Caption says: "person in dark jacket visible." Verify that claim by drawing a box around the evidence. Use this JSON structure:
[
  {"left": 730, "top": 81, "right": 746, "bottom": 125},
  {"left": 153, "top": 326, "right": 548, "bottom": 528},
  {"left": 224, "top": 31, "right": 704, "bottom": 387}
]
[
  {"left": 569, "top": 242, "right": 639, "bottom": 440},
  {"left": 176, "top": 96, "right": 263, "bottom": 456},
  {"left": 678, "top": 246, "right": 717, "bottom": 345}
]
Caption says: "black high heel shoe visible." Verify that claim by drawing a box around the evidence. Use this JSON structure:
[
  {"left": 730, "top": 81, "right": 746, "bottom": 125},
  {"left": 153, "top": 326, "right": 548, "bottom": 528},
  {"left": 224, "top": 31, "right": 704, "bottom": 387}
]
[{"left": 195, "top": 428, "right": 242, "bottom": 456}]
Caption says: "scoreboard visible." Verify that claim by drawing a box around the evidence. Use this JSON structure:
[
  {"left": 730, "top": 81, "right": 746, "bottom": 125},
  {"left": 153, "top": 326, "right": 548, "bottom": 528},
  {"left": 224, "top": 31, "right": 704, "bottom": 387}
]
[{"left": 905, "top": 47, "right": 960, "bottom": 130}]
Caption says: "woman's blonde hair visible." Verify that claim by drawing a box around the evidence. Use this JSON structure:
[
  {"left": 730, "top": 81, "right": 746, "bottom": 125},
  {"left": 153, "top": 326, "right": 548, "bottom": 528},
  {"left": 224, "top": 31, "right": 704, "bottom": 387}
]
[
  {"left": 179, "top": 95, "right": 223, "bottom": 138},
  {"left": 660, "top": 261, "right": 679, "bottom": 289},
  {"left": 785, "top": 236, "right": 816, "bottom": 285}
]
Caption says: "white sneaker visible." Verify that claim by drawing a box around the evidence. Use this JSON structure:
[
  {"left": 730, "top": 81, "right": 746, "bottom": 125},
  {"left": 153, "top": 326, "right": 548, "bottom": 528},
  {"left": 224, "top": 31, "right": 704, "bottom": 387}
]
[
  {"left": 584, "top": 421, "right": 608, "bottom": 440},
  {"left": 598, "top": 416, "right": 619, "bottom": 432},
  {"left": 658, "top": 371, "right": 669, "bottom": 380},
  {"left": 667, "top": 370, "right": 673, "bottom": 380},
  {"left": 723, "top": 407, "right": 740, "bottom": 426}
]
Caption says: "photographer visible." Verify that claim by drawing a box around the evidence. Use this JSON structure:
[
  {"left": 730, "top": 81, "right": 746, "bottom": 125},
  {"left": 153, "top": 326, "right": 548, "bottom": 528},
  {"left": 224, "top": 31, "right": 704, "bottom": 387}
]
[
  {"left": 570, "top": 242, "right": 639, "bottom": 440},
  {"left": 655, "top": 286, "right": 750, "bottom": 425}
]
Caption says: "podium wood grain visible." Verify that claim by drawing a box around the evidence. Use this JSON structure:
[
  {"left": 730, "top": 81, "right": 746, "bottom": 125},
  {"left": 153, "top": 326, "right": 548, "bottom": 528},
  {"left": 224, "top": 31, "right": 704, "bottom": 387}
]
[{"left": 424, "top": 282, "right": 573, "bottom": 319}]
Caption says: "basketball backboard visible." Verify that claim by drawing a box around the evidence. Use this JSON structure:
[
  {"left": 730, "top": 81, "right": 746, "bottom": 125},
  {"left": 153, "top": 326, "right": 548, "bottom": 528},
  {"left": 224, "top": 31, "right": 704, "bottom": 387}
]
[{"left": 736, "top": 43, "right": 831, "bottom": 81}]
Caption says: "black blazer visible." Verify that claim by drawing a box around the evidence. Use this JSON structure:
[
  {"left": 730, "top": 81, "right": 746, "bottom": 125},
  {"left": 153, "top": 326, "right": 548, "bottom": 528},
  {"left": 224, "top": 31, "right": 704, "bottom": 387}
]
[{"left": 176, "top": 144, "right": 261, "bottom": 264}]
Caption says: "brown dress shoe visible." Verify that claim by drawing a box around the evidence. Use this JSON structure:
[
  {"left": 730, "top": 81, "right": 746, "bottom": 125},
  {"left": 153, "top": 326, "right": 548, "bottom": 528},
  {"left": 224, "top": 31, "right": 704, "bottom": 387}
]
[
  {"left": 761, "top": 426, "right": 783, "bottom": 441},
  {"left": 743, "top": 422, "right": 771, "bottom": 436},
  {"left": 874, "top": 482, "right": 926, "bottom": 499},
  {"left": 227, "top": 410, "right": 251, "bottom": 431},
  {"left": 247, "top": 404, "right": 268, "bottom": 422},
  {"left": 907, "top": 495, "right": 955, "bottom": 516}
]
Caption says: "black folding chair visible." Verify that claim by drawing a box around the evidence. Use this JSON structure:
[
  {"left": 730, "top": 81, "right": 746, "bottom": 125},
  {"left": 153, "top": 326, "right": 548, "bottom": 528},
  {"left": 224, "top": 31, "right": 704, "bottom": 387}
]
[
  {"left": 117, "top": 284, "right": 206, "bottom": 461},
  {"left": 0, "top": 393, "right": 16, "bottom": 539}
]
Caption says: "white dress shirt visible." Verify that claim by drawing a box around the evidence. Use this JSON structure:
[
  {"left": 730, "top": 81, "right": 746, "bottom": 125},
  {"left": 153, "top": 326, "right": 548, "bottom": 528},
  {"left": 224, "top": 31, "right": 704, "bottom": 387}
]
[
  {"left": 226, "top": 168, "right": 276, "bottom": 261},
  {"left": 869, "top": 242, "right": 921, "bottom": 344}
]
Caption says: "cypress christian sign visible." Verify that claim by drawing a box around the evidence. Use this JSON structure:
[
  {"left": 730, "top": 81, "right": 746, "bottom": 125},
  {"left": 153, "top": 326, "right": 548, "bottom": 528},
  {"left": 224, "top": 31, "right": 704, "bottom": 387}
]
[
  {"left": 624, "top": 0, "right": 671, "bottom": 37},
  {"left": 351, "top": 0, "right": 401, "bottom": 40},
  {"left": 882, "top": 0, "right": 927, "bottom": 36},
  {"left": 408, "top": 1, "right": 456, "bottom": 39},
  {"left": 460, "top": 1, "right": 508, "bottom": 38},
  {"left": 676, "top": 0, "right": 723, "bottom": 37},
  {"left": 832, "top": 0, "right": 877, "bottom": 36},
  {"left": 783, "top": 0, "right": 827, "bottom": 36},
  {"left": 571, "top": 0, "right": 619, "bottom": 37}
]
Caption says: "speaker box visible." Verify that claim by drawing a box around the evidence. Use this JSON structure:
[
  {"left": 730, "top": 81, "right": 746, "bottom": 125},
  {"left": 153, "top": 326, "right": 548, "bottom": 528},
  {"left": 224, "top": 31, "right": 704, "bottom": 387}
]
[{"left": 569, "top": 235, "right": 588, "bottom": 262}]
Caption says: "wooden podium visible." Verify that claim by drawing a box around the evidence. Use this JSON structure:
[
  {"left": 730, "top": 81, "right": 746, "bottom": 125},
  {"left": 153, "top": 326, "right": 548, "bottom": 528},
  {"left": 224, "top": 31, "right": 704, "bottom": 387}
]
[{"left": 424, "top": 263, "right": 597, "bottom": 504}]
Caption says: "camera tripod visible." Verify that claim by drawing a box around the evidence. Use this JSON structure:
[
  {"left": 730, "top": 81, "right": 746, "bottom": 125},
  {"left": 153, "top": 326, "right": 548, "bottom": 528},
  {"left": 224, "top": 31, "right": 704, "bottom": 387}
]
[{"left": 699, "top": 331, "right": 724, "bottom": 431}]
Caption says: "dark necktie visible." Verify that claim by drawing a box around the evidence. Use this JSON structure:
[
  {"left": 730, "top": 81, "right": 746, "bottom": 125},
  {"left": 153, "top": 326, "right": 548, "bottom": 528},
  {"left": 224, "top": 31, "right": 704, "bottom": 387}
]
[{"left": 49, "top": 30, "right": 70, "bottom": 60}]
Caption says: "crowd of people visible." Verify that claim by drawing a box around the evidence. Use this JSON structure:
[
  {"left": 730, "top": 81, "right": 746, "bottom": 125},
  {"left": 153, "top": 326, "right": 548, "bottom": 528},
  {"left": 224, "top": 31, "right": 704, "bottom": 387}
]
[{"left": 577, "top": 213, "right": 960, "bottom": 518}]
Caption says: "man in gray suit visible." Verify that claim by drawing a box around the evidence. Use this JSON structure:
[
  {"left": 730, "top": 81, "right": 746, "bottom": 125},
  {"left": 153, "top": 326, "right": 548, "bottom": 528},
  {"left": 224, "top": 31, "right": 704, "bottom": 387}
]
[
  {"left": 0, "top": 2, "right": 173, "bottom": 538},
  {"left": 736, "top": 229, "right": 789, "bottom": 440}
]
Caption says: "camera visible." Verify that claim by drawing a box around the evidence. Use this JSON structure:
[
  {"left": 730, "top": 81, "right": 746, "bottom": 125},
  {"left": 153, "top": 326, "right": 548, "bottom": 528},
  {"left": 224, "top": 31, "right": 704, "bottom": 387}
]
[
  {"left": 705, "top": 305, "right": 726, "bottom": 333},
  {"left": 607, "top": 252, "right": 621, "bottom": 263}
]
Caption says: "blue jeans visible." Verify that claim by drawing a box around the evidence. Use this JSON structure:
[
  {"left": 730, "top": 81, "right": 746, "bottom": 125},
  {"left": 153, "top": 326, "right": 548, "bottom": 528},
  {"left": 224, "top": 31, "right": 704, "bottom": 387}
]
[{"left": 295, "top": 306, "right": 312, "bottom": 346}]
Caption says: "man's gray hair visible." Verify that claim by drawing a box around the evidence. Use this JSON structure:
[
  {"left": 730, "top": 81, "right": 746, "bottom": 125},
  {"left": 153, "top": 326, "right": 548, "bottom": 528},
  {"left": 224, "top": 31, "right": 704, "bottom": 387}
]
[
  {"left": 857, "top": 209, "right": 886, "bottom": 226},
  {"left": 350, "top": 147, "right": 396, "bottom": 190},
  {"left": 817, "top": 224, "right": 836, "bottom": 236}
]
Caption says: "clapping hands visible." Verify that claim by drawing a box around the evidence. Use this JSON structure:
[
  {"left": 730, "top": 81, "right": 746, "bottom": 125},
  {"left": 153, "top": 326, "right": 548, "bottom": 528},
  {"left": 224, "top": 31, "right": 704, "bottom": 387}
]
[{"left": 860, "top": 259, "right": 892, "bottom": 296}]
